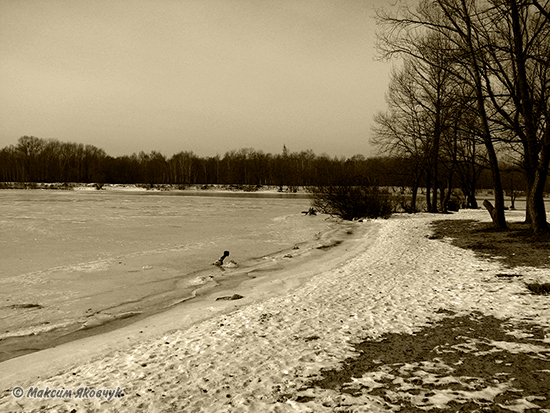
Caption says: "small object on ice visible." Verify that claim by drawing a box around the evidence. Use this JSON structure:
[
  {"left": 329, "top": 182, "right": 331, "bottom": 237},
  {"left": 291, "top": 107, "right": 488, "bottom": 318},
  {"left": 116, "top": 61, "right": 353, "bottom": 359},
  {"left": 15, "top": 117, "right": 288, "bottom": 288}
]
[
  {"left": 215, "top": 294, "right": 244, "bottom": 301},
  {"left": 9, "top": 303, "right": 42, "bottom": 310},
  {"left": 213, "top": 251, "right": 230, "bottom": 266},
  {"left": 284, "top": 254, "right": 293, "bottom": 258},
  {"left": 304, "top": 335, "right": 320, "bottom": 342},
  {"left": 301, "top": 207, "right": 316, "bottom": 216}
]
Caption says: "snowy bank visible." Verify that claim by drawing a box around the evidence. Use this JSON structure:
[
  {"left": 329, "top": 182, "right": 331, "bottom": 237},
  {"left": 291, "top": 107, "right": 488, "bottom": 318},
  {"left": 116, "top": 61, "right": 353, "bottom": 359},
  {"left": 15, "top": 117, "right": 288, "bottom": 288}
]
[{"left": 1, "top": 209, "right": 549, "bottom": 412}]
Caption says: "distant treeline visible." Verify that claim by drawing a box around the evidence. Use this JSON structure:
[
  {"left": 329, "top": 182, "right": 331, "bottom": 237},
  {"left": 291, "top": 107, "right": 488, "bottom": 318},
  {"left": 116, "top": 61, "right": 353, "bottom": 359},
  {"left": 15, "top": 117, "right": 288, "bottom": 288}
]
[{"left": 0, "top": 135, "right": 524, "bottom": 193}]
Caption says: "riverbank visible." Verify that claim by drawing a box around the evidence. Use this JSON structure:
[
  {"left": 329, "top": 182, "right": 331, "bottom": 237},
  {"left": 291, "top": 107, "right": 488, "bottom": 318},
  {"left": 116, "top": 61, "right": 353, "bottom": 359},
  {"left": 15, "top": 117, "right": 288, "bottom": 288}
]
[
  {"left": 0, "top": 215, "right": 360, "bottom": 364},
  {"left": 1, "top": 209, "right": 549, "bottom": 412},
  {"left": 0, "top": 213, "right": 373, "bottom": 402},
  {"left": 0, "top": 182, "right": 309, "bottom": 195},
  {"left": 0, "top": 190, "right": 331, "bottom": 363}
]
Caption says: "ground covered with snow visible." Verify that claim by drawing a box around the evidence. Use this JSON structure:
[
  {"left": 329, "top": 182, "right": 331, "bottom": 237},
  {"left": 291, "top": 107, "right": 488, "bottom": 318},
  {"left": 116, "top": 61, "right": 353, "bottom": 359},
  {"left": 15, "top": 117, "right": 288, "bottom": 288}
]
[{"left": 1, "top": 209, "right": 549, "bottom": 412}]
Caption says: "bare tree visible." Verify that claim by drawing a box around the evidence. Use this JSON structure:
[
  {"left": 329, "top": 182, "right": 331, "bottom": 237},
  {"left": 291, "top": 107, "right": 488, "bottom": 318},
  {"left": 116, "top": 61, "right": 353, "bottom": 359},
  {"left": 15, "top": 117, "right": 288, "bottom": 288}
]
[
  {"left": 372, "top": 61, "right": 430, "bottom": 212},
  {"left": 481, "top": 0, "right": 550, "bottom": 232},
  {"left": 373, "top": 32, "right": 476, "bottom": 214},
  {"left": 376, "top": 0, "right": 511, "bottom": 229}
]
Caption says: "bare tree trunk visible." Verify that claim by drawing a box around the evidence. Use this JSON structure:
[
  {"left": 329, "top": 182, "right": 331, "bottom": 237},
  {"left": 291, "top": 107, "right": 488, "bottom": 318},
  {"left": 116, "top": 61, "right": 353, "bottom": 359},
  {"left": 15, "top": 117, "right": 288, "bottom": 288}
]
[
  {"left": 426, "top": 169, "right": 432, "bottom": 211},
  {"left": 411, "top": 184, "right": 419, "bottom": 212},
  {"left": 509, "top": 0, "right": 548, "bottom": 233},
  {"left": 483, "top": 199, "right": 496, "bottom": 221},
  {"left": 484, "top": 140, "right": 507, "bottom": 230},
  {"left": 442, "top": 170, "right": 455, "bottom": 212},
  {"left": 468, "top": 187, "right": 478, "bottom": 209},
  {"left": 526, "top": 124, "right": 550, "bottom": 233},
  {"left": 457, "top": 0, "right": 507, "bottom": 229},
  {"left": 432, "top": 175, "right": 439, "bottom": 213}
]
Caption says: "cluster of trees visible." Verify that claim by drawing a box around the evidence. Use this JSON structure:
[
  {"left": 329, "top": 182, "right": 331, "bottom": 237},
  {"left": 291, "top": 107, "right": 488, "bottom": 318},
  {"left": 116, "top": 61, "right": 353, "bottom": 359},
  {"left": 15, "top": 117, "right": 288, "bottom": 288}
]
[
  {"left": 1, "top": 135, "right": 535, "bottom": 212},
  {"left": 373, "top": 0, "right": 550, "bottom": 233},
  {"left": 0, "top": 137, "right": 107, "bottom": 184},
  {"left": 0, "top": 136, "right": 422, "bottom": 189}
]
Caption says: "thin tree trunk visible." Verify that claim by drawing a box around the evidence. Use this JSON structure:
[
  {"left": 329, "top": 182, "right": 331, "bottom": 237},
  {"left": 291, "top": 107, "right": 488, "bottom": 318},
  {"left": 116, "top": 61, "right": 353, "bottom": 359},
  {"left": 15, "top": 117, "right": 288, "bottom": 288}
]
[
  {"left": 526, "top": 123, "right": 550, "bottom": 233},
  {"left": 411, "top": 183, "right": 419, "bottom": 212},
  {"left": 461, "top": 0, "right": 507, "bottom": 229},
  {"left": 426, "top": 169, "right": 432, "bottom": 211}
]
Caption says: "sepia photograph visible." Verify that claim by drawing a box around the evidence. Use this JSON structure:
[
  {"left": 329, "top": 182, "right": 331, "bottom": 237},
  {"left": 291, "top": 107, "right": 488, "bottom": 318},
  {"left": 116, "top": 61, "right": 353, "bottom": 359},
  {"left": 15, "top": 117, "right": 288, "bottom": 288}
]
[{"left": 1, "top": 0, "right": 549, "bottom": 411}]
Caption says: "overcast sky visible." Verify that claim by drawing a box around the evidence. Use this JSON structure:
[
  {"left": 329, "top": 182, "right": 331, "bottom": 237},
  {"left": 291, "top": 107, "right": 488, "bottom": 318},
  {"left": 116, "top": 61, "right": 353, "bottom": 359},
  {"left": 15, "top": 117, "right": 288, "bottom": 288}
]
[{"left": 0, "top": 0, "right": 396, "bottom": 158}]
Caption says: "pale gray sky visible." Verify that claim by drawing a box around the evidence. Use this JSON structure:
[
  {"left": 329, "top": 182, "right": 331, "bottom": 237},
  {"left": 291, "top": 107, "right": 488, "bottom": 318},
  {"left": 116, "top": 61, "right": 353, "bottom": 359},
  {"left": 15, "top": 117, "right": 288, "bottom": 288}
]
[{"left": 0, "top": 0, "right": 395, "bottom": 158}]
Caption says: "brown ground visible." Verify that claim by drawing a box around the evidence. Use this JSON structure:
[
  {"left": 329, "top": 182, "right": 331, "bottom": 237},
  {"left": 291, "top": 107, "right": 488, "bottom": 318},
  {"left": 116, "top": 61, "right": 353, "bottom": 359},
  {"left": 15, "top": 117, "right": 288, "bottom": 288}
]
[
  {"left": 303, "top": 311, "right": 550, "bottom": 412},
  {"left": 429, "top": 219, "right": 550, "bottom": 270},
  {"left": 297, "top": 216, "right": 550, "bottom": 412}
]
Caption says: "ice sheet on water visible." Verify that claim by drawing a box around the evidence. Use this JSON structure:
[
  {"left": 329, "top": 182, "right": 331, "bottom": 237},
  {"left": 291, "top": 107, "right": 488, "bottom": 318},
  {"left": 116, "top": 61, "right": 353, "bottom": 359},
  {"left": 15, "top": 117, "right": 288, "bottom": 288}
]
[{"left": 0, "top": 190, "right": 331, "bottom": 361}]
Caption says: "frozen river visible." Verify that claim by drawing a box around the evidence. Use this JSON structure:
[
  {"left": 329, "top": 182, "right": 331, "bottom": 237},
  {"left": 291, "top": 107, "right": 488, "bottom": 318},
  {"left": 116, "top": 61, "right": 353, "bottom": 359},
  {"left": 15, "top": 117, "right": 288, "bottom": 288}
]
[{"left": 0, "top": 189, "right": 336, "bottom": 361}]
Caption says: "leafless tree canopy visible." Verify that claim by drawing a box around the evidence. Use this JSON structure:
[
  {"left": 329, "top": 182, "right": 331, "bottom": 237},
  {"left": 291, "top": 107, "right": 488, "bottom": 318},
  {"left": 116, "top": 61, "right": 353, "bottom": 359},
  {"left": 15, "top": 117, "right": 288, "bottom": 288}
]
[{"left": 373, "top": 0, "right": 550, "bottom": 233}]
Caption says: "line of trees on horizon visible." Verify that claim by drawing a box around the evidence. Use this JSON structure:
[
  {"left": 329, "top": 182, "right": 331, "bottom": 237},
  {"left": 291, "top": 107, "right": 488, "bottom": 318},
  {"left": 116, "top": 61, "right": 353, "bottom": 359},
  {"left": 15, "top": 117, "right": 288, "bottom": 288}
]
[
  {"left": 0, "top": 136, "right": 429, "bottom": 187},
  {"left": 0, "top": 135, "right": 536, "bottom": 203}
]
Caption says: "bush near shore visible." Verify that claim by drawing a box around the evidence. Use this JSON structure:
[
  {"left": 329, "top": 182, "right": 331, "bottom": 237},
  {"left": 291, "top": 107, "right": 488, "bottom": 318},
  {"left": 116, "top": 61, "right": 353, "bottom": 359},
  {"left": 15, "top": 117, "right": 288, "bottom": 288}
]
[{"left": 308, "top": 185, "right": 395, "bottom": 220}]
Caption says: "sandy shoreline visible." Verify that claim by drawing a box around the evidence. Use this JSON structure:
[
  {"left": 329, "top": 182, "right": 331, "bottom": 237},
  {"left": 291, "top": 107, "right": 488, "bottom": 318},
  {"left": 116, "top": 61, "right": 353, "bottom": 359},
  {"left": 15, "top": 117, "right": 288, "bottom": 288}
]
[
  {"left": 1, "top": 190, "right": 332, "bottom": 363},
  {"left": 1, "top": 209, "right": 549, "bottom": 412},
  {"left": 0, "top": 218, "right": 349, "bottom": 363},
  {"left": 0, "top": 215, "right": 372, "bottom": 394}
]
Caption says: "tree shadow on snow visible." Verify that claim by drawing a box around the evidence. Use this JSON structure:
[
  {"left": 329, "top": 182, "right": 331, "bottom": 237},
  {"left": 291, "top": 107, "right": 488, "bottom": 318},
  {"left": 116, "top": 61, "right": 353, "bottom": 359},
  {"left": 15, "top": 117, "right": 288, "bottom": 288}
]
[
  {"left": 298, "top": 311, "right": 550, "bottom": 412},
  {"left": 429, "top": 219, "right": 550, "bottom": 269}
]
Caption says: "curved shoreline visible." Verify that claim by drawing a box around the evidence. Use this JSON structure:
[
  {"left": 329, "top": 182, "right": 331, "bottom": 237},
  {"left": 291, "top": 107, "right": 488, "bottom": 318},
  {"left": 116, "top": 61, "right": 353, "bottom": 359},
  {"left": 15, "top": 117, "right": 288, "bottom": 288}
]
[
  {"left": 0, "top": 191, "right": 330, "bottom": 363},
  {"left": 0, "top": 217, "right": 375, "bottom": 389},
  {"left": 1, "top": 210, "right": 549, "bottom": 412},
  {"left": 0, "top": 216, "right": 359, "bottom": 363}
]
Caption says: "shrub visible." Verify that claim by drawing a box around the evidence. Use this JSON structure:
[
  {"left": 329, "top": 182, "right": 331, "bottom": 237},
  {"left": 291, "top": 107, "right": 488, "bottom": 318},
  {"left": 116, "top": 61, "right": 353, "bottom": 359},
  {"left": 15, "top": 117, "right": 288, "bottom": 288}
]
[{"left": 308, "top": 184, "right": 394, "bottom": 220}]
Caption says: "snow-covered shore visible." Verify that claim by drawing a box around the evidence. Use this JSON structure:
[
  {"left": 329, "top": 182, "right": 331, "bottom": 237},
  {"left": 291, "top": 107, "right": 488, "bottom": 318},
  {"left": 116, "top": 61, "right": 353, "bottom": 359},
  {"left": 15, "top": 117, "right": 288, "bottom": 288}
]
[
  {"left": 1, "top": 209, "right": 549, "bottom": 412},
  {"left": 0, "top": 182, "right": 308, "bottom": 194}
]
